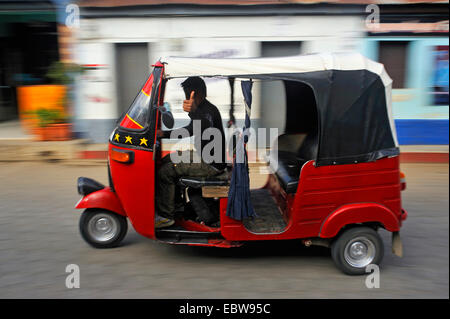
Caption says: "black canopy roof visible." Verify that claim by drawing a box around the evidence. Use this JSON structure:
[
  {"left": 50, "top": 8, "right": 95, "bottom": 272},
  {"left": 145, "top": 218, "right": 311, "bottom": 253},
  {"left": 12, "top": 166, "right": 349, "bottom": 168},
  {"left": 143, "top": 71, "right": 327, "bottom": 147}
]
[{"left": 163, "top": 53, "right": 399, "bottom": 166}]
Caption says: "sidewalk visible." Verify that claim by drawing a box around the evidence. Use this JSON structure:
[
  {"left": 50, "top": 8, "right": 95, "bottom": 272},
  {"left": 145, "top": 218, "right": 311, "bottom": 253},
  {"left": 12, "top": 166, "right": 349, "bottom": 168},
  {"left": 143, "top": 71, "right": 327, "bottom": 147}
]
[
  {"left": 0, "top": 120, "right": 106, "bottom": 165},
  {"left": 398, "top": 145, "right": 449, "bottom": 163},
  {"left": 0, "top": 138, "right": 107, "bottom": 165}
]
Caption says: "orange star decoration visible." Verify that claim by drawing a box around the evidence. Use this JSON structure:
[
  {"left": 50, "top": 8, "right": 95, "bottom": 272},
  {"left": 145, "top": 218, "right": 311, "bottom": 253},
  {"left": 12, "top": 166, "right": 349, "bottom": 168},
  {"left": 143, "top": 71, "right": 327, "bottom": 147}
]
[
  {"left": 125, "top": 136, "right": 133, "bottom": 144},
  {"left": 114, "top": 133, "right": 120, "bottom": 142},
  {"left": 139, "top": 137, "right": 148, "bottom": 146}
]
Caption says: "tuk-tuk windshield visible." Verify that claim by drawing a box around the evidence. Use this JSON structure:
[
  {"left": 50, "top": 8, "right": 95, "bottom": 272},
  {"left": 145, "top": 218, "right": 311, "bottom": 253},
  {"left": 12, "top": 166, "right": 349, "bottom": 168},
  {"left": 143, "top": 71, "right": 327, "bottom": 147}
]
[{"left": 119, "top": 73, "right": 154, "bottom": 130}]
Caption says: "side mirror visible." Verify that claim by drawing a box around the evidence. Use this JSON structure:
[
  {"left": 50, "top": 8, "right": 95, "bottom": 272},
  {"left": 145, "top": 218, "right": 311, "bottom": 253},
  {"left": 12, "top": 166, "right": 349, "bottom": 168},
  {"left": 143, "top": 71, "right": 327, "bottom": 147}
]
[{"left": 160, "top": 102, "right": 174, "bottom": 129}]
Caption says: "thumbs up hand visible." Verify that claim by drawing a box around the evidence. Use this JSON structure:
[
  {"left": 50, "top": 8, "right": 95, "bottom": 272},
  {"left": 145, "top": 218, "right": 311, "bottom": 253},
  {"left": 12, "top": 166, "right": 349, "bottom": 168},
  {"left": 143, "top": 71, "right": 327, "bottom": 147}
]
[{"left": 183, "top": 91, "right": 196, "bottom": 113}]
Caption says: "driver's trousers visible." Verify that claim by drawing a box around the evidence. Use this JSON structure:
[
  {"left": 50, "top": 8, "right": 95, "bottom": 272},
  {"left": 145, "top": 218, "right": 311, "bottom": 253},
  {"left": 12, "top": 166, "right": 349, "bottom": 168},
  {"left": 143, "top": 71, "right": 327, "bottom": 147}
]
[{"left": 156, "top": 151, "right": 220, "bottom": 219}]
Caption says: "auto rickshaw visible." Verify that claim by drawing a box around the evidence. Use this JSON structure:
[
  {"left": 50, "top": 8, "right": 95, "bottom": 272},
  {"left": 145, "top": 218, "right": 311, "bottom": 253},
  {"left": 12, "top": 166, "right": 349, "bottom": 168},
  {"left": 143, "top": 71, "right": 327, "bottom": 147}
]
[{"left": 75, "top": 53, "right": 408, "bottom": 275}]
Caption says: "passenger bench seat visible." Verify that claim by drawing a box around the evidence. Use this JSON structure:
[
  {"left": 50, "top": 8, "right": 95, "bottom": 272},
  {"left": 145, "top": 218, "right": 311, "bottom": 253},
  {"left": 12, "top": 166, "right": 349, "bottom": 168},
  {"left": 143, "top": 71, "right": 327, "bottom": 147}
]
[{"left": 271, "top": 131, "right": 318, "bottom": 194}]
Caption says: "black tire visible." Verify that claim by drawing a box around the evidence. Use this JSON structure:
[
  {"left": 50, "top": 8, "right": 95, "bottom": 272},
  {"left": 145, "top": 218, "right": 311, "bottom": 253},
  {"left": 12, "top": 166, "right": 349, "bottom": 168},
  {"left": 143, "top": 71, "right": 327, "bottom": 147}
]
[
  {"left": 331, "top": 226, "right": 384, "bottom": 275},
  {"left": 79, "top": 209, "right": 128, "bottom": 248}
]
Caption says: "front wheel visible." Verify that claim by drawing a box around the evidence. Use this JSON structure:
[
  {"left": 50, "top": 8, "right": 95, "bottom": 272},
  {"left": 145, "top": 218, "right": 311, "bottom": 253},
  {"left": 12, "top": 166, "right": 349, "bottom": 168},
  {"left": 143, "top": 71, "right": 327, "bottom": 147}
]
[
  {"left": 331, "top": 226, "right": 384, "bottom": 275},
  {"left": 79, "top": 209, "right": 128, "bottom": 248}
]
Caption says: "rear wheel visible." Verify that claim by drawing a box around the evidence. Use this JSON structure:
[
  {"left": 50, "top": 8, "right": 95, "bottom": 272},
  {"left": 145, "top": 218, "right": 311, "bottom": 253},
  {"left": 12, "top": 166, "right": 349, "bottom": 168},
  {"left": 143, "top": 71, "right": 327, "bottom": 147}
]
[
  {"left": 79, "top": 209, "right": 128, "bottom": 248},
  {"left": 331, "top": 226, "right": 384, "bottom": 275}
]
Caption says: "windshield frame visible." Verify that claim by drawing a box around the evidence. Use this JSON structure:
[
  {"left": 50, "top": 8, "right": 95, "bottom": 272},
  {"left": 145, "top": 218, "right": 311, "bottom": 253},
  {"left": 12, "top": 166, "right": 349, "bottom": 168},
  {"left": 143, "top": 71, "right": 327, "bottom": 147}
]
[{"left": 117, "top": 66, "right": 163, "bottom": 133}]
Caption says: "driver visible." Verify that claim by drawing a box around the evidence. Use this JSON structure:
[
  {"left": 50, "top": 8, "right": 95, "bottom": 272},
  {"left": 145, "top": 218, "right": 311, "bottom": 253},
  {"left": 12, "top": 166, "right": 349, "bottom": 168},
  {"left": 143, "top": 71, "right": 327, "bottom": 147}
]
[{"left": 155, "top": 76, "right": 226, "bottom": 228}]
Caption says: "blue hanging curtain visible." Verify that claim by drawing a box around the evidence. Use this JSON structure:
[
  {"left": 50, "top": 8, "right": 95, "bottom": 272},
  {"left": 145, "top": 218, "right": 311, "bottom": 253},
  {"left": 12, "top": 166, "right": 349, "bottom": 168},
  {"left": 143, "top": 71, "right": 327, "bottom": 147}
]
[{"left": 226, "top": 80, "right": 256, "bottom": 221}]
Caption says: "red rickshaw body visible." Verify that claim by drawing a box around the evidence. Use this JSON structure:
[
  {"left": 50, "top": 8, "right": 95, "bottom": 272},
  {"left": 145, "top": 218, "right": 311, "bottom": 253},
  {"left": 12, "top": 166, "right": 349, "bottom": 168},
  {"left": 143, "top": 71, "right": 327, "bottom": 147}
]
[
  {"left": 218, "top": 157, "right": 404, "bottom": 242},
  {"left": 76, "top": 63, "right": 164, "bottom": 240},
  {"left": 108, "top": 143, "right": 157, "bottom": 239},
  {"left": 75, "top": 186, "right": 126, "bottom": 217},
  {"left": 76, "top": 53, "right": 407, "bottom": 274}
]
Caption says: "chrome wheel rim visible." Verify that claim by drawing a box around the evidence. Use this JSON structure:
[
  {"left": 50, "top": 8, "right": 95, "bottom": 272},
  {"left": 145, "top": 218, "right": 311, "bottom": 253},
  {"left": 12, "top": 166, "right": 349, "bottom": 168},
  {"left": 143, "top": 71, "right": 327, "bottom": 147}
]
[
  {"left": 87, "top": 213, "right": 118, "bottom": 242},
  {"left": 344, "top": 236, "right": 376, "bottom": 268}
]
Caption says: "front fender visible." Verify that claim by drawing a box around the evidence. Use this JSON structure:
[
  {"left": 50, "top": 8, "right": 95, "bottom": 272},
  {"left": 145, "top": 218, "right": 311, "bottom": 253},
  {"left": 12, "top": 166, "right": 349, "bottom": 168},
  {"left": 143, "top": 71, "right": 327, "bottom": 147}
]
[
  {"left": 319, "top": 203, "right": 400, "bottom": 238},
  {"left": 75, "top": 187, "right": 126, "bottom": 217}
]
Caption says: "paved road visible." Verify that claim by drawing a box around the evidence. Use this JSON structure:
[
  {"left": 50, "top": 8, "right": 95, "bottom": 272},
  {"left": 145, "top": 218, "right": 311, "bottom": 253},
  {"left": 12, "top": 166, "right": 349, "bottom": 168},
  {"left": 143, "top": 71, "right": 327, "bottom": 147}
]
[{"left": 0, "top": 161, "right": 448, "bottom": 298}]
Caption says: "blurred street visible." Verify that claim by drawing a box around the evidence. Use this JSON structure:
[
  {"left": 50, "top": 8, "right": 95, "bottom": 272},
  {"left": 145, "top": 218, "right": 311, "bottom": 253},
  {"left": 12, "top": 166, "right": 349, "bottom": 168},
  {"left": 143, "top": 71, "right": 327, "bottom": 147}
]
[{"left": 0, "top": 161, "right": 448, "bottom": 299}]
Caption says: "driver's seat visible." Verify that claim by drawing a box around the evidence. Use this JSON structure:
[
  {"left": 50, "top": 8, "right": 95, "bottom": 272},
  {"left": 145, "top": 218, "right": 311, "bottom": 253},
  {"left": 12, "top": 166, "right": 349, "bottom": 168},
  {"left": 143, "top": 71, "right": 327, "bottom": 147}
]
[{"left": 178, "top": 169, "right": 230, "bottom": 189}]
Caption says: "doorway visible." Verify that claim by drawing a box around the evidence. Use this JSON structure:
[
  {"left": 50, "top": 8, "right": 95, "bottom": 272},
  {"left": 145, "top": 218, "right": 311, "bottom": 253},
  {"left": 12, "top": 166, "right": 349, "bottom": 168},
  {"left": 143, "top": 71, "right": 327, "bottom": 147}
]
[{"left": 115, "top": 43, "right": 150, "bottom": 116}]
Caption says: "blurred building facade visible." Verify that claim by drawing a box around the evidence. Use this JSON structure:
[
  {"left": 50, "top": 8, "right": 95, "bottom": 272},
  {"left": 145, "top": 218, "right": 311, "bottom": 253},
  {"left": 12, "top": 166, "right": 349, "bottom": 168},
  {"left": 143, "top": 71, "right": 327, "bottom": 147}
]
[
  {"left": 361, "top": 2, "right": 449, "bottom": 145},
  {"left": 0, "top": 0, "right": 60, "bottom": 122},
  {"left": 69, "top": 0, "right": 448, "bottom": 144},
  {"left": 74, "top": 0, "right": 367, "bottom": 142}
]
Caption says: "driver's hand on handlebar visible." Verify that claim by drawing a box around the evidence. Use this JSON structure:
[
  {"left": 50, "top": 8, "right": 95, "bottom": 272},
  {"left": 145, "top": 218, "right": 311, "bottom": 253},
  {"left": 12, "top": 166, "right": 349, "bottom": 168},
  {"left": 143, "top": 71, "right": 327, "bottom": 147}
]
[{"left": 183, "top": 91, "right": 196, "bottom": 113}]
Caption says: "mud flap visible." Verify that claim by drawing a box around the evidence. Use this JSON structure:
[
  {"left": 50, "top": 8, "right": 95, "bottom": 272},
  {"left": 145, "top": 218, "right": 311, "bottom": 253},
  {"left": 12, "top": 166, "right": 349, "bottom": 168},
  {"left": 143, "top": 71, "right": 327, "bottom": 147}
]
[{"left": 392, "top": 231, "right": 403, "bottom": 257}]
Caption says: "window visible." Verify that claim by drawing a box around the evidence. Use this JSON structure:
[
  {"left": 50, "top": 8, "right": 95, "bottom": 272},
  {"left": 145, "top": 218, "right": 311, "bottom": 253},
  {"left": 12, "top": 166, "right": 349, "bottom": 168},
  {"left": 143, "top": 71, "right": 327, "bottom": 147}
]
[
  {"left": 260, "top": 41, "right": 302, "bottom": 58},
  {"left": 378, "top": 41, "right": 410, "bottom": 89},
  {"left": 430, "top": 45, "right": 449, "bottom": 105}
]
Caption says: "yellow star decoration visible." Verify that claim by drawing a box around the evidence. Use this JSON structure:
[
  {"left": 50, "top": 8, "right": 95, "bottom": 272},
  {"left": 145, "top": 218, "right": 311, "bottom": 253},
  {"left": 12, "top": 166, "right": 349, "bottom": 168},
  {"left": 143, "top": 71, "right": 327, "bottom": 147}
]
[
  {"left": 114, "top": 133, "right": 120, "bottom": 142},
  {"left": 139, "top": 137, "right": 148, "bottom": 146},
  {"left": 125, "top": 136, "right": 133, "bottom": 144}
]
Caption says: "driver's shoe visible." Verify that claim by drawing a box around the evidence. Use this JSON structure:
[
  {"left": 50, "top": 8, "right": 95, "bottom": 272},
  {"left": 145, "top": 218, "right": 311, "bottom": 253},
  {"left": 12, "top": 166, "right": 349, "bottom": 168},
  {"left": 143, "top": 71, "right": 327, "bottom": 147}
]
[{"left": 155, "top": 214, "right": 175, "bottom": 229}]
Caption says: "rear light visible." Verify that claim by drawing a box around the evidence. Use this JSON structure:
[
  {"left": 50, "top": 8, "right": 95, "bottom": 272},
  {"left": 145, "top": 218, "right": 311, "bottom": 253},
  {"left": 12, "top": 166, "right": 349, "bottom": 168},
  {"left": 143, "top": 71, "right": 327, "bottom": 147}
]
[
  {"left": 110, "top": 148, "right": 134, "bottom": 164},
  {"left": 400, "top": 171, "right": 406, "bottom": 191}
]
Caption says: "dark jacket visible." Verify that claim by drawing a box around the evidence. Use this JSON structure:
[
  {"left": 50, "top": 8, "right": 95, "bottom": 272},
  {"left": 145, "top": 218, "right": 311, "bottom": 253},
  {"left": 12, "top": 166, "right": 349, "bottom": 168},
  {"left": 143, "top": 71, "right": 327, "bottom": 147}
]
[{"left": 163, "top": 99, "right": 226, "bottom": 170}]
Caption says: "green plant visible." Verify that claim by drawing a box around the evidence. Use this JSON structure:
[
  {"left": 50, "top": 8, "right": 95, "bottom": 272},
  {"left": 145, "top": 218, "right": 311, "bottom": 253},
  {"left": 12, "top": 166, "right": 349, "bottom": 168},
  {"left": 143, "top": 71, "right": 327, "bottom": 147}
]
[
  {"left": 46, "top": 61, "right": 84, "bottom": 85},
  {"left": 34, "top": 108, "right": 68, "bottom": 127}
]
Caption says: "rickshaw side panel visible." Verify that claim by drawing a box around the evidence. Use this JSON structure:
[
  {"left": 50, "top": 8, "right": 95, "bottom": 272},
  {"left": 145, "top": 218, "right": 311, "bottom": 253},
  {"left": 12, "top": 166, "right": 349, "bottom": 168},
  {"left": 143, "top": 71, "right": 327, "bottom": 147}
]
[
  {"left": 219, "top": 156, "right": 402, "bottom": 242},
  {"left": 290, "top": 156, "right": 402, "bottom": 237},
  {"left": 318, "top": 203, "right": 400, "bottom": 238},
  {"left": 75, "top": 187, "right": 126, "bottom": 217},
  {"left": 108, "top": 143, "right": 156, "bottom": 239}
]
